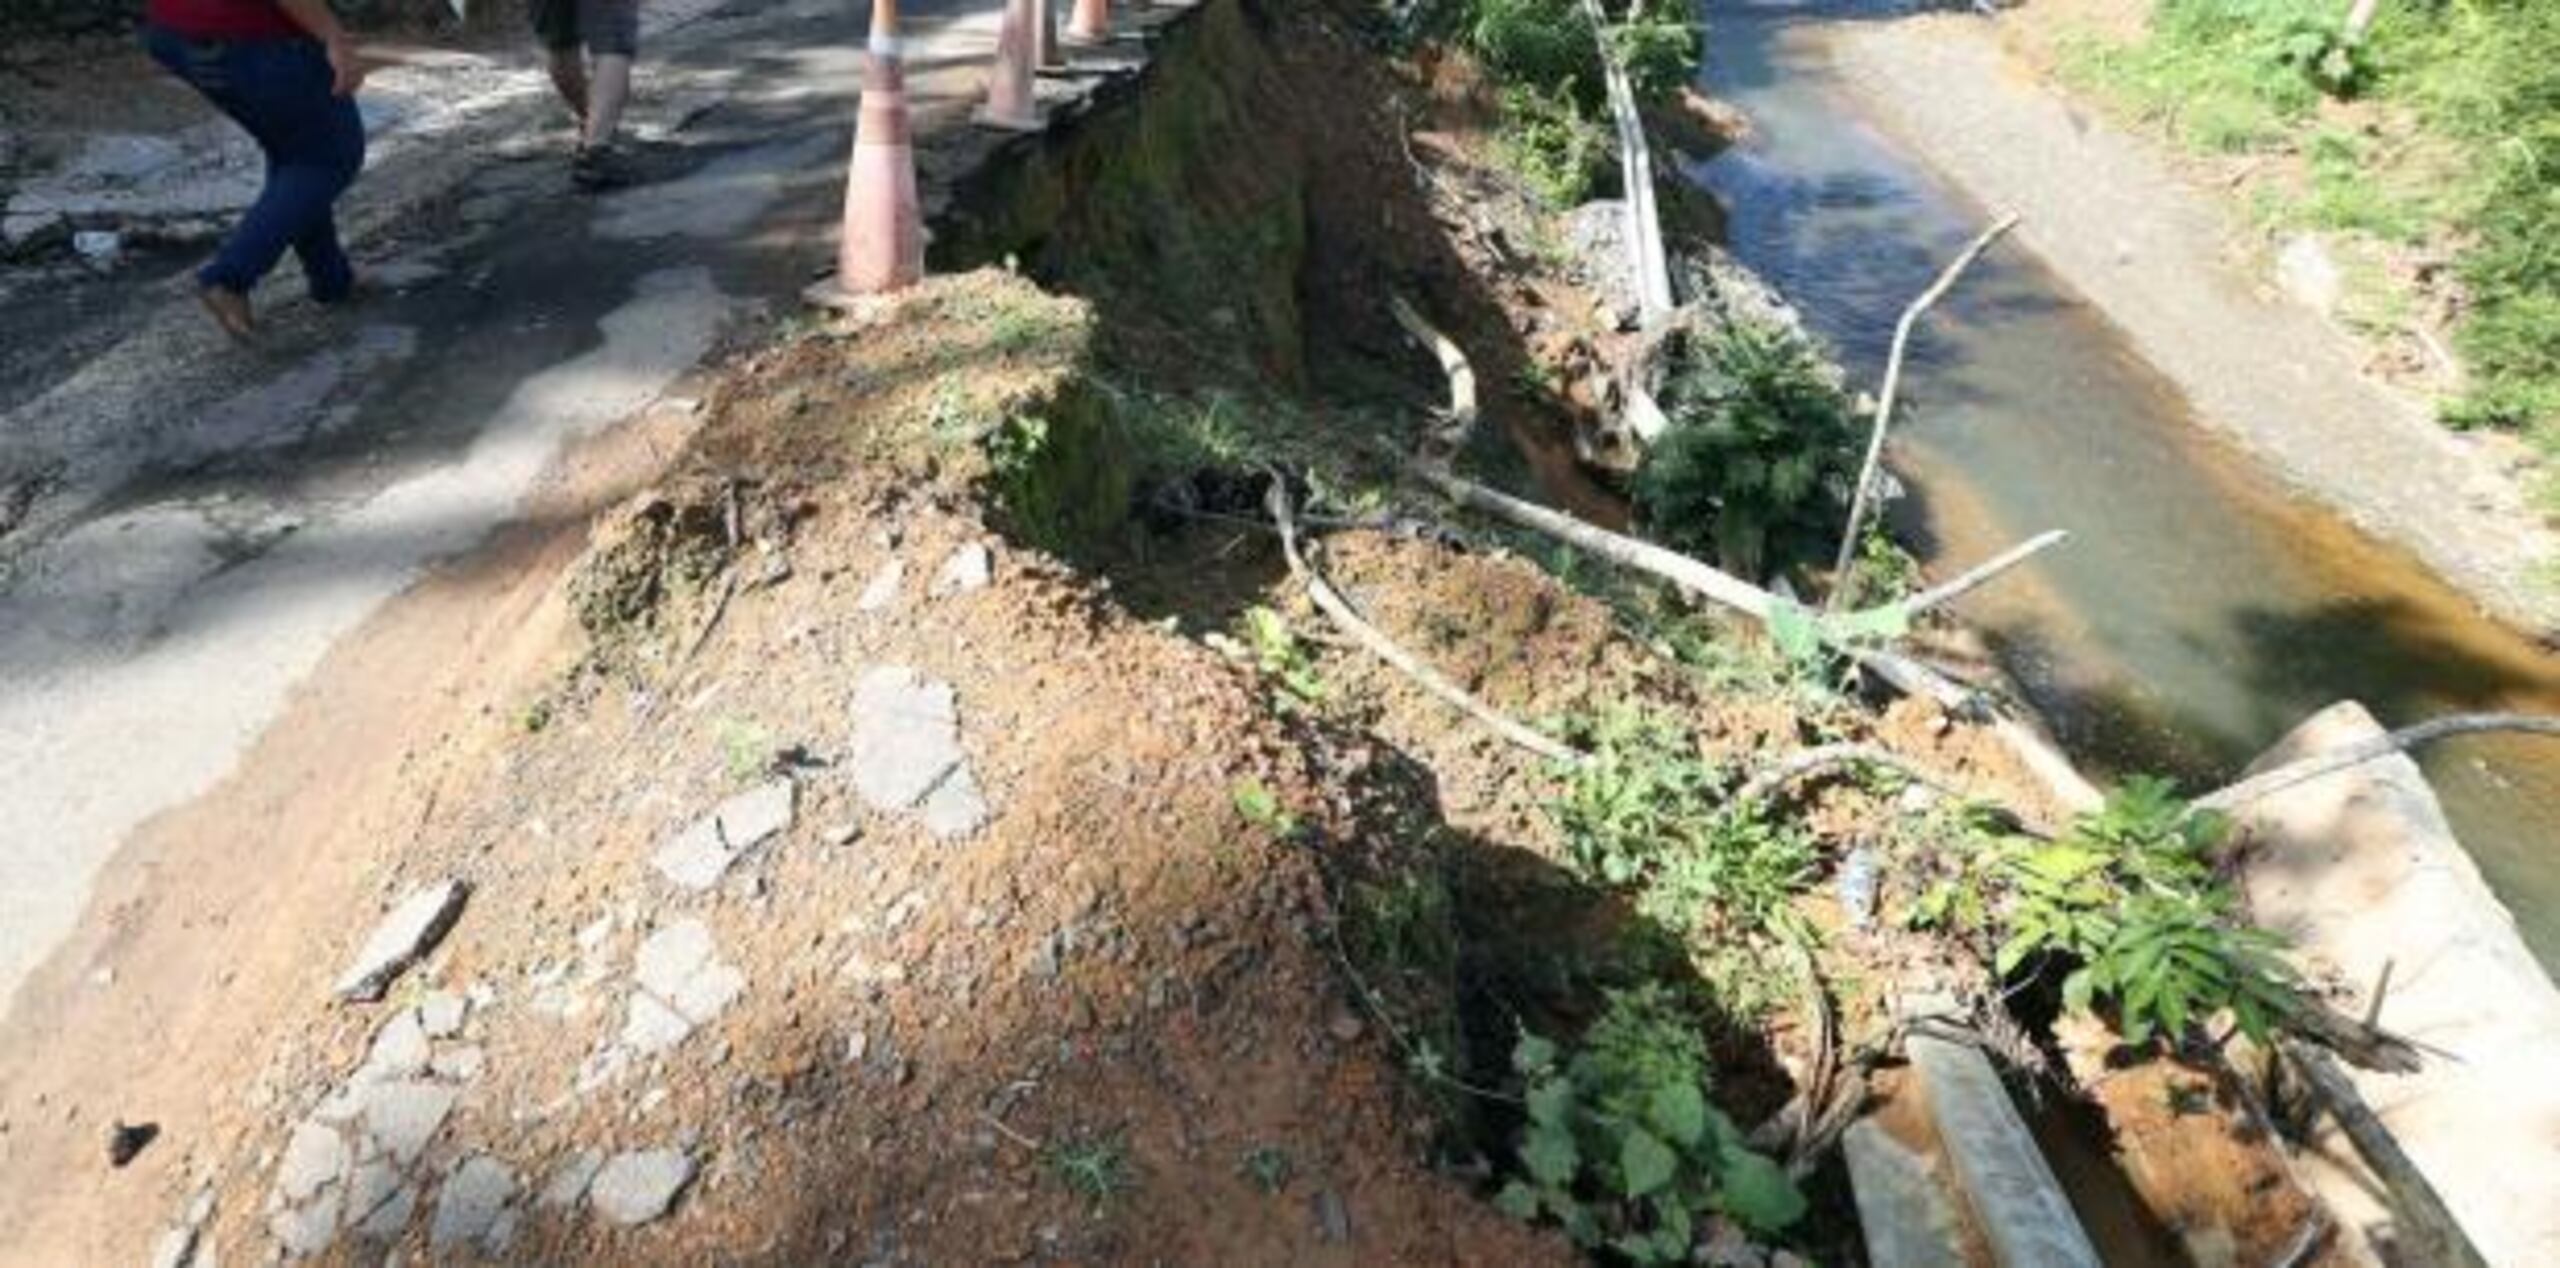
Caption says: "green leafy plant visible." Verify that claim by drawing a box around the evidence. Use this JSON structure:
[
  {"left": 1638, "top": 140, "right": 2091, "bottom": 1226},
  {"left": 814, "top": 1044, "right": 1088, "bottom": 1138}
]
[
  {"left": 1231, "top": 779, "right": 1300, "bottom": 836},
  {"left": 1992, "top": 777, "right": 2299, "bottom": 1047},
  {"left": 2267, "top": 16, "right": 2372, "bottom": 99},
  {"left": 1606, "top": 0, "right": 1700, "bottom": 104},
  {"left": 1547, "top": 710, "right": 1724, "bottom": 886},
  {"left": 1469, "top": 0, "right": 1600, "bottom": 103},
  {"left": 1242, "top": 606, "right": 1326, "bottom": 705},
  {"left": 1044, "top": 1132, "right": 1133, "bottom": 1205},
  {"left": 1494, "top": 987, "right": 1806, "bottom": 1260},
  {"left": 1500, "top": 81, "right": 1613, "bottom": 208},
  {"left": 716, "top": 718, "right": 772, "bottom": 785},
  {"left": 1633, "top": 321, "right": 1860, "bottom": 577},
  {"left": 1241, "top": 1144, "right": 1294, "bottom": 1194},
  {"left": 1632, "top": 808, "right": 1816, "bottom": 945}
]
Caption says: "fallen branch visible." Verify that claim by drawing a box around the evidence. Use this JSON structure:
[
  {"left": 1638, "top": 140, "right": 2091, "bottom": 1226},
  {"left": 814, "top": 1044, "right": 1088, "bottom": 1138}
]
[
  {"left": 1828, "top": 213, "right": 2021, "bottom": 608},
  {"left": 1579, "top": 0, "right": 1673, "bottom": 321},
  {"left": 1408, "top": 461, "right": 1777, "bottom": 619},
  {"left": 1267, "top": 481, "right": 1582, "bottom": 766},
  {"left": 2283, "top": 1041, "right": 2489, "bottom": 1267},
  {"left": 2196, "top": 713, "right": 2560, "bottom": 812},
  {"left": 1730, "top": 743, "right": 1964, "bottom": 807},
  {"left": 1904, "top": 529, "right": 2067, "bottom": 616},
  {"left": 1389, "top": 296, "right": 1481, "bottom": 458}
]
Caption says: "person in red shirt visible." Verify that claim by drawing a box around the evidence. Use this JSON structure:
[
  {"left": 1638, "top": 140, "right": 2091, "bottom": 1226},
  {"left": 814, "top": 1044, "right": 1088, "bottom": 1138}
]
[{"left": 143, "top": 0, "right": 373, "bottom": 340}]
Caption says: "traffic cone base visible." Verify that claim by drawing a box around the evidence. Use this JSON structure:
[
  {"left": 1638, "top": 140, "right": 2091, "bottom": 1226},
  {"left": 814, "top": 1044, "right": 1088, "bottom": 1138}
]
[
  {"left": 1064, "top": 0, "right": 1108, "bottom": 45},
  {"left": 976, "top": 0, "right": 1043, "bottom": 132},
  {"left": 833, "top": 33, "right": 923, "bottom": 298}
]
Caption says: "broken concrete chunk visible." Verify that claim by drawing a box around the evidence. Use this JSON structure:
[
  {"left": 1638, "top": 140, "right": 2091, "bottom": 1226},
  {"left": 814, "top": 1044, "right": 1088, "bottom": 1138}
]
[
  {"left": 620, "top": 990, "right": 696, "bottom": 1056},
  {"left": 651, "top": 779, "right": 796, "bottom": 891},
  {"left": 847, "top": 666, "right": 970, "bottom": 813},
  {"left": 931, "top": 541, "right": 993, "bottom": 595},
  {"left": 335, "top": 880, "right": 469, "bottom": 1002},
  {"left": 857, "top": 558, "right": 906, "bottom": 611},
  {"left": 355, "top": 1183, "right": 415, "bottom": 1241},
  {"left": 428, "top": 1155, "right": 516, "bottom": 1250},
  {"left": 365, "top": 1008, "right": 430, "bottom": 1079},
  {"left": 417, "top": 990, "right": 467, "bottom": 1039},
  {"left": 361, "top": 1080, "right": 458, "bottom": 1166},
  {"left": 430, "top": 1044, "right": 487, "bottom": 1082},
  {"left": 539, "top": 1149, "right": 605, "bottom": 1209},
  {"left": 268, "top": 1185, "right": 342, "bottom": 1259},
  {"left": 274, "top": 1120, "right": 347, "bottom": 1206},
  {"left": 589, "top": 1148, "right": 697, "bottom": 1226},
  {"left": 916, "top": 764, "right": 990, "bottom": 840}
]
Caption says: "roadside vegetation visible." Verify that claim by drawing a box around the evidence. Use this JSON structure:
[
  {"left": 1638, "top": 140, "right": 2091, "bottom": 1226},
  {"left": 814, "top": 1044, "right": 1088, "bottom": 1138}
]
[{"left": 2056, "top": 0, "right": 2560, "bottom": 497}]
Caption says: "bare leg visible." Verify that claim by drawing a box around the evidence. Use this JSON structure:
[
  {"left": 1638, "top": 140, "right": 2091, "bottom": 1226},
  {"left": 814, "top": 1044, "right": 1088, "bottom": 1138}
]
[
  {"left": 583, "top": 53, "right": 632, "bottom": 148},
  {"left": 546, "top": 47, "right": 590, "bottom": 129}
]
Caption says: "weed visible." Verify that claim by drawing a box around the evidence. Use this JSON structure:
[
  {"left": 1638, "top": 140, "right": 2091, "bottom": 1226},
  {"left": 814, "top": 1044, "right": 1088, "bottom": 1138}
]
[
  {"left": 1499, "top": 80, "right": 1613, "bottom": 208},
  {"left": 716, "top": 718, "right": 772, "bottom": 785},
  {"left": 1494, "top": 986, "right": 1805, "bottom": 1259},
  {"left": 1231, "top": 779, "right": 1300, "bottom": 837},
  {"left": 1240, "top": 1144, "right": 1294, "bottom": 1194},
  {"left": 1546, "top": 709, "right": 1724, "bottom": 887},
  {"left": 1991, "top": 778, "right": 2300, "bottom": 1047},
  {"left": 1605, "top": 0, "right": 1700, "bottom": 103},
  {"left": 1242, "top": 606, "right": 1326, "bottom": 705},
  {"left": 519, "top": 697, "right": 554, "bottom": 734},
  {"left": 1467, "top": 0, "right": 1599, "bottom": 105},
  {"left": 1043, "top": 1132, "right": 1133, "bottom": 1205}
]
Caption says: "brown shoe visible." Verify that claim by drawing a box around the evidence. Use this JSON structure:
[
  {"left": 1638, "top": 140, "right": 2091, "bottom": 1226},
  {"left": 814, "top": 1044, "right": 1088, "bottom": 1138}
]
[{"left": 197, "top": 284, "right": 255, "bottom": 342}]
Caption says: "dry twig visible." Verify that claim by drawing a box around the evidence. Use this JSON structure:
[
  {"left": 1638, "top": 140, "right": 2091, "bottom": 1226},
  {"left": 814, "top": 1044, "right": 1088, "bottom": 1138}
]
[
  {"left": 1829, "top": 213, "right": 2021, "bottom": 607},
  {"left": 2196, "top": 713, "right": 2560, "bottom": 811},
  {"left": 1266, "top": 480, "right": 1582, "bottom": 765}
]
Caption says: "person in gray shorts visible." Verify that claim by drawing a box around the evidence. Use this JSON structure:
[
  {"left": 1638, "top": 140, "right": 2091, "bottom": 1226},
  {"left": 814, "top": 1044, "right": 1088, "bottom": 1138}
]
[{"left": 532, "top": 0, "right": 640, "bottom": 188}]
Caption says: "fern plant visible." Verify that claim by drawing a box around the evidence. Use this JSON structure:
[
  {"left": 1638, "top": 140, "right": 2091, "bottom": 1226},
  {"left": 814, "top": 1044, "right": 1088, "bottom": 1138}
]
[
  {"left": 1633, "top": 320, "right": 1860, "bottom": 577},
  {"left": 1495, "top": 987, "right": 1805, "bottom": 1261}
]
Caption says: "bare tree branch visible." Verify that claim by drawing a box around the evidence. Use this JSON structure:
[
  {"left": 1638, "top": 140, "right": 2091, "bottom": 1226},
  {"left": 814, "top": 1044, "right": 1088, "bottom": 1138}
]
[
  {"left": 1389, "top": 296, "right": 1481, "bottom": 459},
  {"left": 1267, "top": 480, "right": 1583, "bottom": 766},
  {"left": 1904, "top": 529, "right": 2068, "bottom": 616},
  {"left": 2196, "top": 713, "right": 2560, "bottom": 812},
  {"left": 1730, "top": 742, "right": 1964, "bottom": 807},
  {"left": 1828, "top": 213, "right": 2021, "bottom": 609}
]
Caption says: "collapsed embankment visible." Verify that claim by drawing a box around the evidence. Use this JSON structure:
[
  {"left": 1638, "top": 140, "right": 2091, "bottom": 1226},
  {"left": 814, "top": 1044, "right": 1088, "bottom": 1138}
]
[{"left": 10, "top": 0, "right": 2507, "bottom": 1263}]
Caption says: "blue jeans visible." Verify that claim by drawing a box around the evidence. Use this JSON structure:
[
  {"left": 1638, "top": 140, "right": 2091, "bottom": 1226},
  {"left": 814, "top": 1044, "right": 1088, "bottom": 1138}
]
[{"left": 145, "top": 27, "right": 367, "bottom": 301}]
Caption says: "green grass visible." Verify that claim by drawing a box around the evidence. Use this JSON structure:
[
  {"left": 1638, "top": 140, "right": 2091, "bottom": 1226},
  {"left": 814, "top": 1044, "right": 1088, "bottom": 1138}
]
[{"left": 2058, "top": 0, "right": 2560, "bottom": 458}]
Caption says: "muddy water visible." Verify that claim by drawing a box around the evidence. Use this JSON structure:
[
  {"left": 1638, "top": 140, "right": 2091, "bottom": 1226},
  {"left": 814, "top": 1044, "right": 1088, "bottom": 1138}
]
[{"left": 1683, "top": 0, "right": 2560, "bottom": 969}]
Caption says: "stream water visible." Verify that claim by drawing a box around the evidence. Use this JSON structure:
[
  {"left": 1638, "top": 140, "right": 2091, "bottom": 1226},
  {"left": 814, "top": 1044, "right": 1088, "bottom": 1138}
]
[{"left": 1682, "top": 0, "right": 2560, "bottom": 970}]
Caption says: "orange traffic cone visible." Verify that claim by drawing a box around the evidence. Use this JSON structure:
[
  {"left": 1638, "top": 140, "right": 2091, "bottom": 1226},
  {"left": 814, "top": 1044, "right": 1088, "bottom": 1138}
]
[
  {"left": 1064, "top": 0, "right": 1108, "bottom": 46},
  {"left": 835, "top": 0, "right": 923, "bottom": 296},
  {"left": 976, "top": 0, "right": 1041, "bottom": 131},
  {"left": 1033, "top": 0, "right": 1064, "bottom": 73}
]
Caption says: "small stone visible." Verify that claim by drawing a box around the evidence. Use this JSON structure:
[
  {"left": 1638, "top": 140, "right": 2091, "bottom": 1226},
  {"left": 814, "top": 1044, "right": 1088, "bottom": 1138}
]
[
  {"left": 71, "top": 229, "right": 122, "bottom": 271},
  {"left": 847, "top": 667, "right": 969, "bottom": 813},
  {"left": 356, "top": 1183, "right": 415, "bottom": 1240},
  {"left": 825, "top": 822, "right": 864, "bottom": 847},
  {"left": 108, "top": 1119, "right": 159, "bottom": 1167},
  {"left": 620, "top": 991, "right": 695, "bottom": 1056},
  {"left": 269, "top": 1187, "right": 342, "bottom": 1258},
  {"left": 577, "top": 914, "right": 615, "bottom": 952},
  {"left": 1327, "top": 1013, "right": 1364, "bottom": 1042},
  {"left": 652, "top": 779, "right": 797, "bottom": 891},
  {"left": 146, "top": 1226, "right": 195, "bottom": 1268},
  {"left": 417, "top": 991, "right": 468, "bottom": 1039},
  {"left": 430, "top": 1045, "right": 487, "bottom": 1082},
  {"left": 428, "top": 1155, "right": 516, "bottom": 1250},
  {"left": 274, "top": 1121, "right": 347, "bottom": 1205},
  {"left": 931, "top": 542, "right": 993, "bottom": 595},
  {"left": 842, "top": 1030, "right": 869, "bottom": 1064},
  {"left": 857, "top": 559, "right": 907, "bottom": 612},
  {"left": 917, "top": 766, "right": 990, "bottom": 840},
  {"left": 335, "top": 880, "right": 470, "bottom": 1002},
  {"left": 361, "top": 1081, "right": 458, "bottom": 1166},
  {"left": 366, "top": 1009, "right": 430, "bottom": 1079},
  {"left": 1312, "top": 1188, "right": 1351, "bottom": 1243},
  {"left": 539, "top": 1149, "right": 605, "bottom": 1209},
  {"left": 345, "top": 1157, "right": 402, "bottom": 1229},
  {"left": 590, "top": 1148, "right": 696, "bottom": 1226}
]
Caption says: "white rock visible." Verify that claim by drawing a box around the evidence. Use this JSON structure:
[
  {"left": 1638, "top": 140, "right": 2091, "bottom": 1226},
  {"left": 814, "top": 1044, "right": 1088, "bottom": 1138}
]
[
  {"left": 268, "top": 1187, "right": 341, "bottom": 1259},
  {"left": 847, "top": 666, "right": 972, "bottom": 815},
  {"left": 538, "top": 1149, "right": 605, "bottom": 1209},
  {"left": 365, "top": 1009, "right": 430, "bottom": 1079},
  {"left": 430, "top": 1045, "right": 487, "bottom": 1082},
  {"left": 650, "top": 779, "right": 797, "bottom": 891},
  {"left": 428, "top": 1155, "right": 516, "bottom": 1250},
  {"left": 589, "top": 1149, "right": 696, "bottom": 1226},
  {"left": 931, "top": 542, "right": 993, "bottom": 596},
  {"left": 417, "top": 991, "right": 468, "bottom": 1039},
  {"left": 334, "top": 880, "right": 469, "bottom": 1002},
  {"left": 620, "top": 991, "right": 695, "bottom": 1056},
  {"left": 857, "top": 558, "right": 906, "bottom": 612},
  {"left": 361, "top": 1080, "right": 458, "bottom": 1166},
  {"left": 274, "top": 1121, "right": 346, "bottom": 1205}
]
